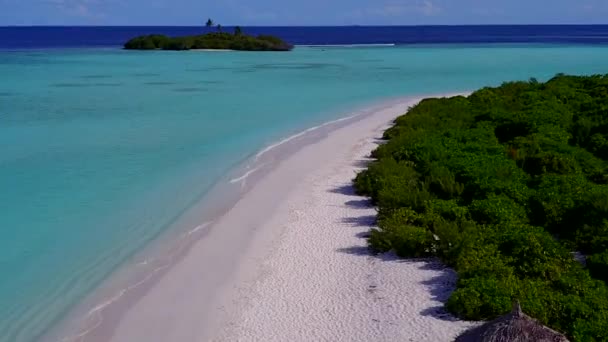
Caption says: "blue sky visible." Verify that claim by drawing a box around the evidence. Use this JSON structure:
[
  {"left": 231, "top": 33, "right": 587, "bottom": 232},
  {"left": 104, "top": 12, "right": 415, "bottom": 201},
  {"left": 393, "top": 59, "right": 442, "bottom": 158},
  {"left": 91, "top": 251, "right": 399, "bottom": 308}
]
[{"left": 1, "top": 0, "right": 607, "bottom": 26}]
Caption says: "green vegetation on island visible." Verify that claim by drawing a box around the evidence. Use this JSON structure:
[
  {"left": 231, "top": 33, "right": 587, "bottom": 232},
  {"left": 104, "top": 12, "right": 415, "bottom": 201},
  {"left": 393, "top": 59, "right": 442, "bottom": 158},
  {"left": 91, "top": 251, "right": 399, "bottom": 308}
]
[
  {"left": 354, "top": 74, "right": 608, "bottom": 341},
  {"left": 124, "top": 26, "right": 293, "bottom": 51}
]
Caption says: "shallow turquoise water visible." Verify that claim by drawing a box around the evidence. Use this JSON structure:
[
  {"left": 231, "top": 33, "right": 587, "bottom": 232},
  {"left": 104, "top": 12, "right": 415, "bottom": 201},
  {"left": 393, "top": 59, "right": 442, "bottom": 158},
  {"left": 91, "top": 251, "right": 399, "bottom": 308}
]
[{"left": 1, "top": 45, "right": 608, "bottom": 341}]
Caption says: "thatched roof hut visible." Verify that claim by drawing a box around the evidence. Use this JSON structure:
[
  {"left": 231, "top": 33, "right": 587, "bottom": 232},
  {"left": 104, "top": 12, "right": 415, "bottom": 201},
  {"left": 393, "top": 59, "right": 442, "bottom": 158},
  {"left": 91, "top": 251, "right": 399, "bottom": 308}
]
[{"left": 454, "top": 302, "right": 569, "bottom": 342}]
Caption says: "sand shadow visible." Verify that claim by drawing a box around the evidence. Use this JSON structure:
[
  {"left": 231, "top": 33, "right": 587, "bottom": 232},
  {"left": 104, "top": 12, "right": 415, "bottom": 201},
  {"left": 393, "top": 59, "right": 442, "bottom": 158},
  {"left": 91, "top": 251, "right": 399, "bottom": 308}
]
[
  {"left": 355, "top": 231, "right": 371, "bottom": 239},
  {"left": 418, "top": 262, "right": 461, "bottom": 322},
  {"left": 341, "top": 215, "right": 377, "bottom": 227},
  {"left": 336, "top": 245, "right": 371, "bottom": 256},
  {"left": 336, "top": 247, "right": 413, "bottom": 265},
  {"left": 344, "top": 198, "right": 372, "bottom": 208},
  {"left": 352, "top": 159, "right": 373, "bottom": 168},
  {"left": 336, "top": 245, "right": 391, "bottom": 260},
  {"left": 329, "top": 184, "right": 357, "bottom": 196},
  {"left": 335, "top": 249, "right": 462, "bottom": 322},
  {"left": 330, "top": 163, "right": 462, "bottom": 324}
]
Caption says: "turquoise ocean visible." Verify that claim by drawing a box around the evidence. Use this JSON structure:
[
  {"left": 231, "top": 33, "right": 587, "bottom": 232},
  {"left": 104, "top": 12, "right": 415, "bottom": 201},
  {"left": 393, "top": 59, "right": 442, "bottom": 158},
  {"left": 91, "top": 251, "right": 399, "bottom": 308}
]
[{"left": 1, "top": 44, "right": 608, "bottom": 341}]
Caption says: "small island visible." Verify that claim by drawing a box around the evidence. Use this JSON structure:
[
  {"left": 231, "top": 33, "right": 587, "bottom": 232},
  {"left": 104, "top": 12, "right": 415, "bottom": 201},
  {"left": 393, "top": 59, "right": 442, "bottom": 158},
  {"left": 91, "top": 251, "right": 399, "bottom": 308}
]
[{"left": 124, "top": 24, "right": 293, "bottom": 51}]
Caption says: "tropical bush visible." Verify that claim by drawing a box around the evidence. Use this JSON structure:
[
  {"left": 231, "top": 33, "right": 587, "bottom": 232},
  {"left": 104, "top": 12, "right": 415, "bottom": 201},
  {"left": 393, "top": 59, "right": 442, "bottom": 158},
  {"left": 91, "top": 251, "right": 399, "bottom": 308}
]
[
  {"left": 354, "top": 74, "right": 608, "bottom": 341},
  {"left": 124, "top": 32, "right": 293, "bottom": 51},
  {"left": 587, "top": 251, "right": 608, "bottom": 283}
]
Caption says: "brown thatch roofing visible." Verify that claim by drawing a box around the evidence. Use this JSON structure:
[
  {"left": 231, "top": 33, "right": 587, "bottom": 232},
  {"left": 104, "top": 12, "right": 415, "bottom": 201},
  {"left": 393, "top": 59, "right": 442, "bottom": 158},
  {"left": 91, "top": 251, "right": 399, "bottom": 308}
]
[{"left": 454, "top": 302, "right": 570, "bottom": 342}]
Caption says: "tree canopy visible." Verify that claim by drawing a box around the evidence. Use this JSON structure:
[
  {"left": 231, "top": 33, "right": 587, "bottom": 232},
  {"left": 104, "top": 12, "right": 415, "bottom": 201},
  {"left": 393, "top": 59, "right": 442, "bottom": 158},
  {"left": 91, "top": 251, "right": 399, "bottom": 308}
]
[{"left": 354, "top": 74, "right": 608, "bottom": 341}]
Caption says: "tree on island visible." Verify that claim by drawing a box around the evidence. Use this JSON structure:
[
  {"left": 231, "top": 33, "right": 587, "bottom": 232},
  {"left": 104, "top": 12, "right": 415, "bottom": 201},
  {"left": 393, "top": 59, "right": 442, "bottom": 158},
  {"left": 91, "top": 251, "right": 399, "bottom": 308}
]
[
  {"left": 124, "top": 29, "right": 294, "bottom": 51},
  {"left": 205, "top": 18, "right": 214, "bottom": 28}
]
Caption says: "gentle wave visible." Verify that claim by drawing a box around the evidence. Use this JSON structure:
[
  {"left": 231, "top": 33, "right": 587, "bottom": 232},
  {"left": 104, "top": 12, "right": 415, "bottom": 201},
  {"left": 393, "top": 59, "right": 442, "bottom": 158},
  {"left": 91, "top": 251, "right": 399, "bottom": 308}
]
[
  {"left": 255, "top": 114, "right": 358, "bottom": 160},
  {"left": 229, "top": 164, "right": 266, "bottom": 185}
]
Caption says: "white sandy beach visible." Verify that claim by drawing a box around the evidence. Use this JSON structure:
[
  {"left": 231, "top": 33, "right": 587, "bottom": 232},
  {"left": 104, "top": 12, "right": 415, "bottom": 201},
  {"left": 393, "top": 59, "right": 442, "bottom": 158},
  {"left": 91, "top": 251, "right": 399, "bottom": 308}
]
[{"left": 77, "top": 95, "right": 474, "bottom": 342}]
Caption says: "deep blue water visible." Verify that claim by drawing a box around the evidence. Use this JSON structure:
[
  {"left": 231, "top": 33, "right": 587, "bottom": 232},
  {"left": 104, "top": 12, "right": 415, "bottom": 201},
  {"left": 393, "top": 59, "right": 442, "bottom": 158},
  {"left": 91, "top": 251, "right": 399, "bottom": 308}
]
[{"left": 2, "top": 25, "right": 608, "bottom": 48}]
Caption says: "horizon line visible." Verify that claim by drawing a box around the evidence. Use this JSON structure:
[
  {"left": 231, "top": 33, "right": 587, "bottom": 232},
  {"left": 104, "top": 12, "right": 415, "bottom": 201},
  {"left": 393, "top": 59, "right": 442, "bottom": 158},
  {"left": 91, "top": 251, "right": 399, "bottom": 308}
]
[{"left": 2, "top": 23, "right": 608, "bottom": 28}]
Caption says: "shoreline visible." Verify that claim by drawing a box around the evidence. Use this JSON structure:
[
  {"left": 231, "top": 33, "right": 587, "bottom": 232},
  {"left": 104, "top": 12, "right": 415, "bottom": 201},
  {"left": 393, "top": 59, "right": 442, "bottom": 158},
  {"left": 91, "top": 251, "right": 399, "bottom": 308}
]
[{"left": 53, "top": 93, "right": 473, "bottom": 342}]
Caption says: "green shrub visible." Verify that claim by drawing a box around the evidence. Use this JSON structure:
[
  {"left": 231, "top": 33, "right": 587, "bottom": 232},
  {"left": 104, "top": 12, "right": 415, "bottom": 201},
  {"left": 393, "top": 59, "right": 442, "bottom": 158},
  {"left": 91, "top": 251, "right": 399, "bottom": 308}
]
[
  {"left": 587, "top": 251, "right": 608, "bottom": 283},
  {"left": 354, "top": 158, "right": 420, "bottom": 207},
  {"left": 353, "top": 75, "right": 608, "bottom": 341},
  {"left": 495, "top": 224, "right": 572, "bottom": 281},
  {"left": 370, "top": 208, "right": 434, "bottom": 257},
  {"left": 447, "top": 275, "right": 515, "bottom": 320},
  {"left": 469, "top": 195, "right": 528, "bottom": 224},
  {"left": 573, "top": 220, "right": 608, "bottom": 254},
  {"left": 388, "top": 224, "right": 433, "bottom": 258},
  {"left": 424, "top": 199, "right": 469, "bottom": 222}
]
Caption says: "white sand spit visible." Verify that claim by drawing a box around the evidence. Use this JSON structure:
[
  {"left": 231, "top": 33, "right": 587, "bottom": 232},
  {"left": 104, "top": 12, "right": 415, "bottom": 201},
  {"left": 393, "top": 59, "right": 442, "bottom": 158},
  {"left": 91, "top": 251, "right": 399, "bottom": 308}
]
[
  {"left": 214, "top": 95, "right": 474, "bottom": 342},
  {"left": 99, "top": 94, "right": 474, "bottom": 342}
]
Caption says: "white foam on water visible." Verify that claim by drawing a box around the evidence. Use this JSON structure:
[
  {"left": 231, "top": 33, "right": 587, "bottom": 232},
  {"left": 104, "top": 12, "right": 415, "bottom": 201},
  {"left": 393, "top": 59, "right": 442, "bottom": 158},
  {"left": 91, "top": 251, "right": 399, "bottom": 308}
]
[
  {"left": 255, "top": 114, "right": 358, "bottom": 160},
  {"left": 228, "top": 164, "right": 265, "bottom": 185}
]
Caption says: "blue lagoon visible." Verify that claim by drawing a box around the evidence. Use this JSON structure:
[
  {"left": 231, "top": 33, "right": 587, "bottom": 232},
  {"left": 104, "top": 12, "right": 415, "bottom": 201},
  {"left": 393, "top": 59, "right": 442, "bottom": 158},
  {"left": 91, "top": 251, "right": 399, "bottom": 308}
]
[{"left": 1, "top": 41, "right": 608, "bottom": 341}]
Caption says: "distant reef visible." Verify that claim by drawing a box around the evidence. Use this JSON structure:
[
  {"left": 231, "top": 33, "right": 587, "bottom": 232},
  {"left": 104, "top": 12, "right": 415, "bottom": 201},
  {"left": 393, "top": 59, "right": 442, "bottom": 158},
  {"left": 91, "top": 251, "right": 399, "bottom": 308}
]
[{"left": 124, "top": 32, "right": 293, "bottom": 51}]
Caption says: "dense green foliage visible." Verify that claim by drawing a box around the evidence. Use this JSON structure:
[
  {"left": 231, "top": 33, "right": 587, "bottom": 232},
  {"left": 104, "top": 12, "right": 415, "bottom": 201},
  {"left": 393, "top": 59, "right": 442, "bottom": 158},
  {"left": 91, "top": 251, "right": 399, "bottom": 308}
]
[
  {"left": 354, "top": 74, "right": 608, "bottom": 341},
  {"left": 124, "top": 32, "right": 293, "bottom": 51}
]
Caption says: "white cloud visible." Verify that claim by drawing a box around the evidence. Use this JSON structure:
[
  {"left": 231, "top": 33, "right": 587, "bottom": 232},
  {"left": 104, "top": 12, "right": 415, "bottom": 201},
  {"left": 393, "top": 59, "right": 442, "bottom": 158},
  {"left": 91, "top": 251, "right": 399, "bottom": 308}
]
[
  {"left": 578, "top": 0, "right": 608, "bottom": 13},
  {"left": 378, "top": 0, "right": 440, "bottom": 16},
  {"left": 43, "top": 0, "right": 109, "bottom": 19},
  {"left": 419, "top": 0, "right": 441, "bottom": 15},
  {"left": 346, "top": 0, "right": 441, "bottom": 21}
]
